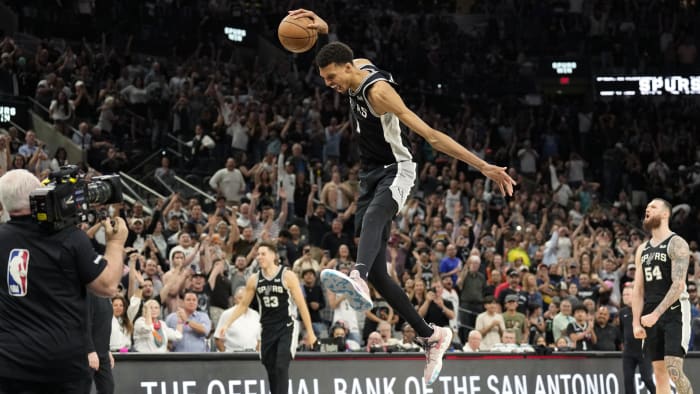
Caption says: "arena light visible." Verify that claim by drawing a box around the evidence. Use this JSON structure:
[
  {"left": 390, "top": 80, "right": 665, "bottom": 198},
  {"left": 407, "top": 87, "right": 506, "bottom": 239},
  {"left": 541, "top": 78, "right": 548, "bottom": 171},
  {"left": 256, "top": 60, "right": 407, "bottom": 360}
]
[
  {"left": 224, "top": 27, "right": 247, "bottom": 42},
  {"left": 0, "top": 105, "right": 17, "bottom": 122},
  {"left": 596, "top": 75, "right": 700, "bottom": 96},
  {"left": 551, "top": 61, "right": 577, "bottom": 75}
]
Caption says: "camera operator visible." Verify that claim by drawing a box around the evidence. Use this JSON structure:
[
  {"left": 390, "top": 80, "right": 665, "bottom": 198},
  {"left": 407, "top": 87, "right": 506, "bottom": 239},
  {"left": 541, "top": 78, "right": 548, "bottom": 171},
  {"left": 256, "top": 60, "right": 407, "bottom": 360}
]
[{"left": 0, "top": 169, "right": 127, "bottom": 393}]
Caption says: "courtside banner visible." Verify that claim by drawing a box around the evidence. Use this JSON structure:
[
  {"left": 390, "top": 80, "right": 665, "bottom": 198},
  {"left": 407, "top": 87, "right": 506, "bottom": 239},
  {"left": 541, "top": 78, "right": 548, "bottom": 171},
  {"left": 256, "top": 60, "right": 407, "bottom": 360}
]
[{"left": 112, "top": 352, "right": 700, "bottom": 394}]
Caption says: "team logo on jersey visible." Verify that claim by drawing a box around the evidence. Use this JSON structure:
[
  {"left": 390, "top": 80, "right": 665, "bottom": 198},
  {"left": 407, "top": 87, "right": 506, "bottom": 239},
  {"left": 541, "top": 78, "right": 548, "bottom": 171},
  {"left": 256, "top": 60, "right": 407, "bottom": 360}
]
[
  {"left": 7, "top": 249, "right": 30, "bottom": 297},
  {"left": 641, "top": 252, "right": 667, "bottom": 264}
]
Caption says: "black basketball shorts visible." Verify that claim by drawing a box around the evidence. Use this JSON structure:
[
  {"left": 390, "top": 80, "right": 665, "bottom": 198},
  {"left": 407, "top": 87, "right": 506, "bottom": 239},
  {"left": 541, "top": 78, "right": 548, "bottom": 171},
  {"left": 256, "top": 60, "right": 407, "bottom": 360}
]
[
  {"left": 643, "top": 298, "right": 691, "bottom": 361},
  {"left": 260, "top": 321, "right": 298, "bottom": 367},
  {"left": 355, "top": 161, "right": 416, "bottom": 236}
]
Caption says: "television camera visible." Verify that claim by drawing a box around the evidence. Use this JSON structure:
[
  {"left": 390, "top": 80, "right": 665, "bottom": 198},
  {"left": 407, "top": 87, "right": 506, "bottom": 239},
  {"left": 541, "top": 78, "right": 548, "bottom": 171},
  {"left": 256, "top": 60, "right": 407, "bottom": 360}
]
[{"left": 29, "top": 165, "right": 123, "bottom": 232}]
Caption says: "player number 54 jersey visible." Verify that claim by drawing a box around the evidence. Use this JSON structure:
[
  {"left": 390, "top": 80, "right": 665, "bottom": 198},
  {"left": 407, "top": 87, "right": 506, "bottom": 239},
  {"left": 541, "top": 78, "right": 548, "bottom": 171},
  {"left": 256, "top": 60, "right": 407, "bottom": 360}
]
[{"left": 640, "top": 234, "right": 675, "bottom": 305}]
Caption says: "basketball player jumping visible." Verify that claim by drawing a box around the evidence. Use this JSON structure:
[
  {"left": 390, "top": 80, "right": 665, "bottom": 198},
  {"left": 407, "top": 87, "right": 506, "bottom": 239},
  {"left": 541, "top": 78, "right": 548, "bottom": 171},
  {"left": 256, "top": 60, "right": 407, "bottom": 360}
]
[
  {"left": 632, "top": 198, "right": 693, "bottom": 394},
  {"left": 218, "top": 242, "right": 317, "bottom": 394},
  {"left": 289, "top": 9, "right": 516, "bottom": 385}
]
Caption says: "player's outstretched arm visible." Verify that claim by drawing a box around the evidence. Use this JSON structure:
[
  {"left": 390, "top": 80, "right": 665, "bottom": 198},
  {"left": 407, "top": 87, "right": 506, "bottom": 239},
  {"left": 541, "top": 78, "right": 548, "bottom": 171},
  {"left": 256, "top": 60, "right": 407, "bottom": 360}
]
[
  {"left": 366, "top": 81, "right": 516, "bottom": 196},
  {"left": 652, "top": 236, "right": 690, "bottom": 317},
  {"left": 217, "top": 274, "right": 256, "bottom": 337},
  {"left": 284, "top": 270, "right": 318, "bottom": 347}
]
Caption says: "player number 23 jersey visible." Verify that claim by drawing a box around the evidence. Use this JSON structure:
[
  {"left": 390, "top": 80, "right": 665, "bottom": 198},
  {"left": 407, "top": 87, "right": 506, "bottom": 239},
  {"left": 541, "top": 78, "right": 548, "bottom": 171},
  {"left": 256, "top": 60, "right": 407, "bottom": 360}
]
[{"left": 256, "top": 267, "right": 297, "bottom": 327}]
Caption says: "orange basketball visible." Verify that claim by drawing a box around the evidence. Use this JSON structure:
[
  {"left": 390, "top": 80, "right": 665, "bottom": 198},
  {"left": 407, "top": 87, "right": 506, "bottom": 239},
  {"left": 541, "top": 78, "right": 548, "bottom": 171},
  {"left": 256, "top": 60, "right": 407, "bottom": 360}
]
[{"left": 277, "top": 14, "right": 318, "bottom": 53}]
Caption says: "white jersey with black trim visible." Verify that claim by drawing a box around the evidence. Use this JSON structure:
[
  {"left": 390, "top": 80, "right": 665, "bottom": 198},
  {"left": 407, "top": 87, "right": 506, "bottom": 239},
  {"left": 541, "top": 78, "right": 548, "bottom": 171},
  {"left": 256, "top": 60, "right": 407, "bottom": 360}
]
[{"left": 349, "top": 64, "right": 413, "bottom": 169}]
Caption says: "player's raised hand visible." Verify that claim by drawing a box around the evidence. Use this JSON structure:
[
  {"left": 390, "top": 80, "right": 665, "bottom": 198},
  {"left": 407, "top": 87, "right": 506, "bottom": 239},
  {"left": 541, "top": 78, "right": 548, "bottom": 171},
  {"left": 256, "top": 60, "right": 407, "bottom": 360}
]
[
  {"left": 288, "top": 9, "right": 329, "bottom": 34},
  {"left": 480, "top": 164, "right": 516, "bottom": 196}
]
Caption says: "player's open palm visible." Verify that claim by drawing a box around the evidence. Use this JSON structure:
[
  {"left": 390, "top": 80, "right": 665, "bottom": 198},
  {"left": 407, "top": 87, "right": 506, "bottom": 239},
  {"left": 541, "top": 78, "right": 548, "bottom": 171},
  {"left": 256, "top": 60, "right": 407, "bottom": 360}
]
[{"left": 480, "top": 164, "right": 516, "bottom": 196}]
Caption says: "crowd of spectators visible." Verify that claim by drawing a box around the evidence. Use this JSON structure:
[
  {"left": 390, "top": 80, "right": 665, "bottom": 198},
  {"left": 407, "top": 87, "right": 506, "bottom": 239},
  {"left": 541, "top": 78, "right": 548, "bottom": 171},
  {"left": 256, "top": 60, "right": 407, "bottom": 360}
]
[{"left": 0, "top": 0, "right": 699, "bottom": 354}]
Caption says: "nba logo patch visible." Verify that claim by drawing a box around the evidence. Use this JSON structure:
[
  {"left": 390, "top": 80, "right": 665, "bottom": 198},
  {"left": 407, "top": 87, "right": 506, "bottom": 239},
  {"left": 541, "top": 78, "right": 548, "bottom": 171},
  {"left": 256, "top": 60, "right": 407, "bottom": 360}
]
[{"left": 7, "top": 249, "right": 30, "bottom": 297}]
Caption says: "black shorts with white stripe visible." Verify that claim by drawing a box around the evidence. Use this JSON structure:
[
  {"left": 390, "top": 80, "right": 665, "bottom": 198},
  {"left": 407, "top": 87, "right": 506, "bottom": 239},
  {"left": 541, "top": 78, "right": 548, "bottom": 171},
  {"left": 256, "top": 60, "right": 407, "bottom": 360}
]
[
  {"left": 354, "top": 161, "right": 416, "bottom": 237},
  {"left": 643, "top": 298, "right": 691, "bottom": 361}
]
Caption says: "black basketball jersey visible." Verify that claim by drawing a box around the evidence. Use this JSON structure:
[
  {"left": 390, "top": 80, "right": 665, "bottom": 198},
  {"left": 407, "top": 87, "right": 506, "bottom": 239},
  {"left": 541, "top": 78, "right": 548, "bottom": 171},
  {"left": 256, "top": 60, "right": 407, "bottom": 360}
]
[
  {"left": 640, "top": 234, "right": 676, "bottom": 306},
  {"left": 348, "top": 64, "right": 413, "bottom": 168},
  {"left": 255, "top": 266, "right": 297, "bottom": 328}
]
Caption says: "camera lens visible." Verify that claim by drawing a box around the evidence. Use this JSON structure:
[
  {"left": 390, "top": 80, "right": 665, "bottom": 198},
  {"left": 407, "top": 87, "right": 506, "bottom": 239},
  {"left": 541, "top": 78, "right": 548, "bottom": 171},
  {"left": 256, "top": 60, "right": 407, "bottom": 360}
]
[
  {"left": 86, "top": 181, "right": 113, "bottom": 204},
  {"left": 86, "top": 175, "right": 122, "bottom": 205}
]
